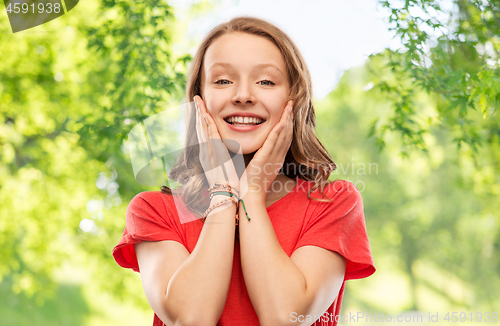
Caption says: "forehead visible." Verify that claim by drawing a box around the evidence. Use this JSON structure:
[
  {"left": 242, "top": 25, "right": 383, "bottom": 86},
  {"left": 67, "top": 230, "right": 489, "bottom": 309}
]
[{"left": 203, "top": 32, "right": 286, "bottom": 74}]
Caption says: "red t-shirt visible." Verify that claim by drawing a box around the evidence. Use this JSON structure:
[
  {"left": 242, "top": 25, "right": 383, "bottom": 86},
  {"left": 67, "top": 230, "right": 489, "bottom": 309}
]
[{"left": 113, "top": 178, "right": 375, "bottom": 326}]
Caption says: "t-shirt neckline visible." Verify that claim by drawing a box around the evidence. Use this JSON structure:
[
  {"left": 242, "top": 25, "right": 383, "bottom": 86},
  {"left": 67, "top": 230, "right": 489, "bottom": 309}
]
[{"left": 266, "top": 177, "right": 301, "bottom": 211}]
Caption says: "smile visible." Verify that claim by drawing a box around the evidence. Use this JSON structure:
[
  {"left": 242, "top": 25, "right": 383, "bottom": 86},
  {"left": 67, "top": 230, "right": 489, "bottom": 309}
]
[
  {"left": 224, "top": 118, "right": 265, "bottom": 132},
  {"left": 224, "top": 116, "right": 265, "bottom": 125}
]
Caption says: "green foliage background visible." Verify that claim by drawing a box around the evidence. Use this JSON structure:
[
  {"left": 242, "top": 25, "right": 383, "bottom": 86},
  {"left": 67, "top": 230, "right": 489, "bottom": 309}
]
[{"left": 0, "top": 0, "right": 498, "bottom": 324}]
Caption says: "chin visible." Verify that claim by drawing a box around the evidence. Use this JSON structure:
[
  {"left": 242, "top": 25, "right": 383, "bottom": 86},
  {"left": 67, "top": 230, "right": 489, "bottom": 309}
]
[
  {"left": 240, "top": 141, "right": 260, "bottom": 152},
  {"left": 241, "top": 148, "right": 259, "bottom": 156},
  {"left": 223, "top": 139, "right": 262, "bottom": 155}
]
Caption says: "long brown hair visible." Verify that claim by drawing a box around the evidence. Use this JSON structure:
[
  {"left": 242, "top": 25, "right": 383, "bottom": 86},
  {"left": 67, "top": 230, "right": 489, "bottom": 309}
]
[{"left": 161, "top": 16, "right": 337, "bottom": 219}]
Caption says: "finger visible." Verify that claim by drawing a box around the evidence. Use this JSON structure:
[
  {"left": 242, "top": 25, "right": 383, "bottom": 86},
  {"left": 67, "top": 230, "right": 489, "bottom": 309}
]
[
  {"left": 195, "top": 98, "right": 207, "bottom": 145},
  {"left": 274, "top": 101, "right": 292, "bottom": 138},
  {"left": 277, "top": 100, "right": 292, "bottom": 134},
  {"left": 196, "top": 96, "right": 216, "bottom": 169},
  {"left": 194, "top": 96, "right": 211, "bottom": 142},
  {"left": 273, "top": 101, "right": 292, "bottom": 141},
  {"left": 196, "top": 96, "right": 232, "bottom": 173},
  {"left": 282, "top": 110, "right": 294, "bottom": 154},
  {"left": 254, "top": 101, "right": 292, "bottom": 161},
  {"left": 286, "top": 109, "right": 294, "bottom": 146},
  {"left": 195, "top": 95, "right": 221, "bottom": 140},
  {"left": 194, "top": 97, "right": 215, "bottom": 169},
  {"left": 285, "top": 102, "right": 294, "bottom": 142},
  {"left": 196, "top": 97, "right": 244, "bottom": 186},
  {"left": 273, "top": 101, "right": 294, "bottom": 150}
]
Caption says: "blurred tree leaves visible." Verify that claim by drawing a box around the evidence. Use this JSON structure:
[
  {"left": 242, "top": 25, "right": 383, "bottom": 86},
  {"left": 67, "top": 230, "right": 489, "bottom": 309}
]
[
  {"left": 0, "top": 0, "right": 192, "bottom": 310},
  {"left": 78, "top": 0, "right": 189, "bottom": 161},
  {"left": 364, "top": 4, "right": 500, "bottom": 309},
  {"left": 373, "top": 0, "right": 500, "bottom": 156},
  {"left": 1, "top": 0, "right": 499, "bottom": 320},
  {"left": 316, "top": 56, "right": 499, "bottom": 311}
]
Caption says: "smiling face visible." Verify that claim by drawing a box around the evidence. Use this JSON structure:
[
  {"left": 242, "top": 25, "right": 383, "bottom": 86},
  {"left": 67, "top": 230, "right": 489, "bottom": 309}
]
[{"left": 200, "top": 32, "right": 290, "bottom": 154}]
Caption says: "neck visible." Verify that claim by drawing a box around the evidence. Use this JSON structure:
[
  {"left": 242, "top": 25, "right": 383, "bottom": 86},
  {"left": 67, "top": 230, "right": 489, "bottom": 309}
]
[
  {"left": 231, "top": 150, "right": 283, "bottom": 182},
  {"left": 243, "top": 151, "right": 285, "bottom": 182},
  {"left": 243, "top": 152, "right": 255, "bottom": 166}
]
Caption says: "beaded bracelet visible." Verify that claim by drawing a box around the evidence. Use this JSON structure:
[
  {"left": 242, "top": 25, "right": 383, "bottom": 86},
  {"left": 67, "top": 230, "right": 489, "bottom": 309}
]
[
  {"left": 201, "top": 183, "right": 250, "bottom": 224},
  {"left": 210, "top": 191, "right": 250, "bottom": 222},
  {"left": 208, "top": 183, "right": 239, "bottom": 198},
  {"left": 201, "top": 197, "right": 238, "bottom": 222}
]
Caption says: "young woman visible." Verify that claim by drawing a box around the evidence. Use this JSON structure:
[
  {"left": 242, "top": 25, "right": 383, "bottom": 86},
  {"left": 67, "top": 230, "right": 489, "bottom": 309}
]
[{"left": 113, "top": 16, "right": 375, "bottom": 326}]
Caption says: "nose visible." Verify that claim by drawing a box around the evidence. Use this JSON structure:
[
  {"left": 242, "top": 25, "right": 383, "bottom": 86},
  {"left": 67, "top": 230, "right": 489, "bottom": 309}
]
[{"left": 232, "top": 80, "right": 256, "bottom": 105}]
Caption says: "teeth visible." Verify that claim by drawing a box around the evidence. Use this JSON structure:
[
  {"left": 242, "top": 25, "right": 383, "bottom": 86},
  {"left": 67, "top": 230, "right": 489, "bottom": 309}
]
[{"left": 226, "top": 116, "right": 264, "bottom": 124}]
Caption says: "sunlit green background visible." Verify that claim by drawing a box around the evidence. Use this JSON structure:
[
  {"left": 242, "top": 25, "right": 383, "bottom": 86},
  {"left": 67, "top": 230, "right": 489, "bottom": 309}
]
[{"left": 1, "top": 0, "right": 499, "bottom": 325}]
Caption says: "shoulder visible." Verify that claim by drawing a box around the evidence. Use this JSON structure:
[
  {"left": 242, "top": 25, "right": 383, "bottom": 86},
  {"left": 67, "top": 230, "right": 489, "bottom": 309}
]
[
  {"left": 327, "top": 179, "right": 362, "bottom": 200},
  {"left": 113, "top": 191, "right": 187, "bottom": 272},
  {"left": 307, "top": 179, "right": 362, "bottom": 202},
  {"left": 127, "top": 191, "right": 177, "bottom": 222},
  {"left": 303, "top": 179, "right": 364, "bottom": 223},
  {"left": 129, "top": 190, "right": 175, "bottom": 207}
]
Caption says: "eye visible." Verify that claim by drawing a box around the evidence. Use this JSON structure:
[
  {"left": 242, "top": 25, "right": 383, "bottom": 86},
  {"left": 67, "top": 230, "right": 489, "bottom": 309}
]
[
  {"left": 258, "top": 79, "right": 275, "bottom": 86},
  {"left": 215, "top": 79, "right": 231, "bottom": 85}
]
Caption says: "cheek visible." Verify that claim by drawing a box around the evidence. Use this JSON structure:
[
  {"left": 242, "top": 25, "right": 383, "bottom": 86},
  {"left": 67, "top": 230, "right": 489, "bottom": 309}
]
[
  {"left": 204, "top": 97, "right": 225, "bottom": 122},
  {"left": 201, "top": 90, "right": 216, "bottom": 115},
  {"left": 204, "top": 90, "right": 229, "bottom": 117},
  {"left": 269, "top": 105, "right": 286, "bottom": 126},
  {"left": 205, "top": 98, "right": 218, "bottom": 117},
  {"left": 261, "top": 92, "right": 287, "bottom": 118}
]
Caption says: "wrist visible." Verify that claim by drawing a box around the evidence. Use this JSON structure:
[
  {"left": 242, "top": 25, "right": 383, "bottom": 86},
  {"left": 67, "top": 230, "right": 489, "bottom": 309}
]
[
  {"left": 210, "top": 194, "right": 235, "bottom": 205},
  {"left": 204, "top": 195, "right": 237, "bottom": 220},
  {"left": 241, "top": 191, "right": 265, "bottom": 205}
]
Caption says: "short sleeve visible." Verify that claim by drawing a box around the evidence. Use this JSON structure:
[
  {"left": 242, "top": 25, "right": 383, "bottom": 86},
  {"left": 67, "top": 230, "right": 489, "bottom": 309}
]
[
  {"left": 112, "top": 191, "right": 184, "bottom": 272},
  {"left": 296, "top": 180, "right": 375, "bottom": 280}
]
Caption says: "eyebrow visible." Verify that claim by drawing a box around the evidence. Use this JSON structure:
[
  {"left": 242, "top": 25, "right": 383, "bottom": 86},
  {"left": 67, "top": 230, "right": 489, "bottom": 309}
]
[{"left": 208, "top": 62, "right": 285, "bottom": 77}]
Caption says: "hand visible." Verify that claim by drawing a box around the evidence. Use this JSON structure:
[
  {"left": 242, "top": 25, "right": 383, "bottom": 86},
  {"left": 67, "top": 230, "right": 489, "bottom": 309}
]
[
  {"left": 240, "top": 100, "right": 294, "bottom": 200},
  {"left": 194, "top": 95, "right": 241, "bottom": 191}
]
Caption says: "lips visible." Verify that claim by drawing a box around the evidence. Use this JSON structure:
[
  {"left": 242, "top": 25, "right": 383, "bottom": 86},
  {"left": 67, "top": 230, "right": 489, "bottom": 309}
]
[
  {"left": 225, "top": 116, "right": 265, "bottom": 125},
  {"left": 224, "top": 112, "right": 266, "bottom": 120},
  {"left": 224, "top": 119, "right": 265, "bottom": 132},
  {"left": 222, "top": 112, "right": 267, "bottom": 132},
  {"left": 224, "top": 113, "right": 266, "bottom": 126}
]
